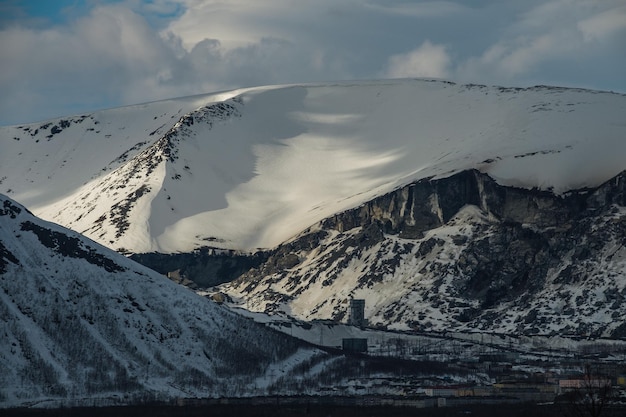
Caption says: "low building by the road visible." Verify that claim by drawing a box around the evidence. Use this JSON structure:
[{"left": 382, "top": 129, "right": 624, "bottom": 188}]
[
  {"left": 342, "top": 338, "right": 368, "bottom": 353},
  {"left": 558, "top": 377, "right": 612, "bottom": 391}
]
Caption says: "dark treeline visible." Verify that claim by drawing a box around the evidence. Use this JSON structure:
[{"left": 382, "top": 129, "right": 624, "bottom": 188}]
[{"left": 4, "top": 402, "right": 626, "bottom": 417}]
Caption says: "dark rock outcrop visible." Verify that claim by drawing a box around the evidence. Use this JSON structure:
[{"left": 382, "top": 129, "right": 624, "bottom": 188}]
[
  {"left": 218, "top": 169, "right": 626, "bottom": 337},
  {"left": 131, "top": 248, "right": 269, "bottom": 288},
  {"left": 320, "top": 169, "right": 593, "bottom": 236}
]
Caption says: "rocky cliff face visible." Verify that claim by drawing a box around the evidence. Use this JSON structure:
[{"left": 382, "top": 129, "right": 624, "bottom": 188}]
[
  {"left": 219, "top": 170, "right": 626, "bottom": 338},
  {"left": 319, "top": 169, "right": 599, "bottom": 234}
]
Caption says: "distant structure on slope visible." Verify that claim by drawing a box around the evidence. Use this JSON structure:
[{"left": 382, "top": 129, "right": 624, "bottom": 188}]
[{"left": 348, "top": 299, "right": 367, "bottom": 328}]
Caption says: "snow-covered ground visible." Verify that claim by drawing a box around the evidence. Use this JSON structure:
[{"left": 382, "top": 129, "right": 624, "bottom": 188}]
[
  {"left": 1, "top": 80, "right": 625, "bottom": 253},
  {"left": 213, "top": 303, "right": 626, "bottom": 366},
  {"left": 0, "top": 194, "right": 322, "bottom": 408}
]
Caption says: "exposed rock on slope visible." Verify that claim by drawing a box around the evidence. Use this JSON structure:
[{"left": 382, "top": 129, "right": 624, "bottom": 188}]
[
  {"left": 220, "top": 170, "right": 626, "bottom": 338},
  {"left": 130, "top": 248, "right": 269, "bottom": 288}
]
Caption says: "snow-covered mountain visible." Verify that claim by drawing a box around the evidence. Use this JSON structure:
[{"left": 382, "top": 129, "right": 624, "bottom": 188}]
[
  {"left": 1, "top": 80, "right": 625, "bottom": 254},
  {"left": 0, "top": 194, "right": 323, "bottom": 407},
  {"left": 2, "top": 79, "right": 626, "bottom": 340}
]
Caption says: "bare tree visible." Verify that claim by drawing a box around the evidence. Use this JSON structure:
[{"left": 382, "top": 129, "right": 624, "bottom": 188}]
[{"left": 562, "top": 364, "right": 613, "bottom": 417}]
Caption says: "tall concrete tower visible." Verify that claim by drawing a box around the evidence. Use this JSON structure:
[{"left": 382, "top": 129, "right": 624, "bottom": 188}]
[{"left": 348, "top": 299, "right": 367, "bottom": 328}]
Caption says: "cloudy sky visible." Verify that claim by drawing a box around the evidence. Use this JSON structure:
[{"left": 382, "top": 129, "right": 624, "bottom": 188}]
[{"left": 1, "top": 0, "right": 625, "bottom": 125}]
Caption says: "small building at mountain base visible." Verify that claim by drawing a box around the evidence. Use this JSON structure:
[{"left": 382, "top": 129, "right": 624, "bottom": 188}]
[{"left": 342, "top": 338, "right": 368, "bottom": 353}]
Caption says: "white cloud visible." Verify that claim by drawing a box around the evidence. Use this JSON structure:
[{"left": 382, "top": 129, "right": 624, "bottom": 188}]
[
  {"left": 164, "top": 0, "right": 466, "bottom": 52},
  {"left": 0, "top": 4, "right": 181, "bottom": 124},
  {"left": 364, "top": 1, "right": 469, "bottom": 18},
  {"left": 385, "top": 41, "right": 450, "bottom": 79},
  {"left": 455, "top": 0, "right": 626, "bottom": 88},
  {"left": 0, "top": 2, "right": 350, "bottom": 124},
  {"left": 164, "top": 0, "right": 321, "bottom": 51},
  {"left": 460, "top": 32, "right": 567, "bottom": 80},
  {"left": 578, "top": 5, "right": 626, "bottom": 42},
  {"left": 0, "top": 0, "right": 624, "bottom": 125}
]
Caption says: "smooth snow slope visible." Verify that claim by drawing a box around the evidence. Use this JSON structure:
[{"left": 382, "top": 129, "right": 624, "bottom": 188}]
[{"left": 1, "top": 80, "right": 625, "bottom": 253}]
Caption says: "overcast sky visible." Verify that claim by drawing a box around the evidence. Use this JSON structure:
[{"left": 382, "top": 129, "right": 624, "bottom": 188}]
[{"left": 1, "top": 0, "right": 625, "bottom": 125}]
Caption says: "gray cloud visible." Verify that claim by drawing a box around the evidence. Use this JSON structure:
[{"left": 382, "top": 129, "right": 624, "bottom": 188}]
[
  {"left": 0, "top": 0, "right": 624, "bottom": 125},
  {"left": 385, "top": 40, "right": 451, "bottom": 78},
  {"left": 0, "top": 5, "right": 182, "bottom": 124},
  {"left": 454, "top": 0, "right": 626, "bottom": 88}
]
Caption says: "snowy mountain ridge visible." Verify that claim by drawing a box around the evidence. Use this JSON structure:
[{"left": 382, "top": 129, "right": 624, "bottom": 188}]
[{"left": 2, "top": 79, "right": 626, "bottom": 254}]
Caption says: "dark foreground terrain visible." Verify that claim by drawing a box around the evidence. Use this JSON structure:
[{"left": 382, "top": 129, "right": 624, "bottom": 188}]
[{"left": 4, "top": 402, "right": 626, "bottom": 417}]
